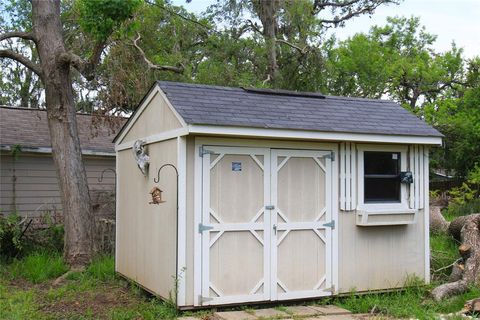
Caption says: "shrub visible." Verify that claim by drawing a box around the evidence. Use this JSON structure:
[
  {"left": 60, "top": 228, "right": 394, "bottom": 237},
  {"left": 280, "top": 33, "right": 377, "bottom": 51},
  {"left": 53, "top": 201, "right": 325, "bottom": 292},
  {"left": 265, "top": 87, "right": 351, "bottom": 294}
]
[{"left": 0, "top": 212, "right": 24, "bottom": 260}]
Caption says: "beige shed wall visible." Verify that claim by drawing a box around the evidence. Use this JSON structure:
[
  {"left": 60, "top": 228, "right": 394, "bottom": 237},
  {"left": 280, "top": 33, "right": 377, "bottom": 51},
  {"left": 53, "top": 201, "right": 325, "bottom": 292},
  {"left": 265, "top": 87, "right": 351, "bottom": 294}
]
[
  {"left": 337, "top": 211, "right": 425, "bottom": 292},
  {"left": 116, "top": 138, "right": 178, "bottom": 299},
  {"left": 0, "top": 152, "right": 115, "bottom": 216},
  {"left": 119, "top": 91, "right": 183, "bottom": 144}
]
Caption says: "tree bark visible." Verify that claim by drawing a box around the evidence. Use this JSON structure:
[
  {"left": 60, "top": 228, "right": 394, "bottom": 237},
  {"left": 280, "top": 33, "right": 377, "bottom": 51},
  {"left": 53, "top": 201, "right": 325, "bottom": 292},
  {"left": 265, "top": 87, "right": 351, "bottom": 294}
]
[
  {"left": 430, "top": 205, "right": 450, "bottom": 234},
  {"left": 252, "top": 0, "right": 281, "bottom": 86},
  {"left": 32, "top": 0, "right": 93, "bottom": 267},
  {"left": 432, "top": 214, "right": 480, "bottom": 300}
]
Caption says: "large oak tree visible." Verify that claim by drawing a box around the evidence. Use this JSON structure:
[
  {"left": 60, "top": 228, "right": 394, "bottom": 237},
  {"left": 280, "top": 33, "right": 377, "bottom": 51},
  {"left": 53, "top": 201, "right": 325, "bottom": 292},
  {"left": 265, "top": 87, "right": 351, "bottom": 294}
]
[{"left": 0, "top": 0, "right": 140, "bottom": 267}]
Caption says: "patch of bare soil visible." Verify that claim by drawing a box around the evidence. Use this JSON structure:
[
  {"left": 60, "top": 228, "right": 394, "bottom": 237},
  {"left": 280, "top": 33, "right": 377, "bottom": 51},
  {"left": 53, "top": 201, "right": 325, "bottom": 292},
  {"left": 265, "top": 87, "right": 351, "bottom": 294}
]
[{"left": 38, "top": 284, "right": 138, "bottom": 319}]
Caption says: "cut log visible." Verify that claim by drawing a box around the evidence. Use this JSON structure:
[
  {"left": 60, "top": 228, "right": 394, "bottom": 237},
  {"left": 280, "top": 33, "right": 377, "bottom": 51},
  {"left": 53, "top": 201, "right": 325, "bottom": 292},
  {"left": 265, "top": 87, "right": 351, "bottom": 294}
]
[
  {"left": 464, "top": 298, "right": 480, "bottom": 313},
  {"left": 448, "top": 214, "right": 480, "bottom": 241},
  {"left": 449, "top": 262, "right": 464, "bottom": 282},
  {"left": 432, "top": 214, "right": 480, "bottom": 301},
  {"left": 430, "top": 205, "right": 450, "bottom": 233}
]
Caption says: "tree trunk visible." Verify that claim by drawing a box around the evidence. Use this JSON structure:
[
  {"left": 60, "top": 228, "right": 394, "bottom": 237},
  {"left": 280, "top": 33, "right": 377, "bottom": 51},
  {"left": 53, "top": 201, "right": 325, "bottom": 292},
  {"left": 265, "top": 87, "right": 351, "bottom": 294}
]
[
  {"left": 432, "top": 214, "right": 480, "bottom": 300},
  {"left": 32, "top": 0, "right": 93, "bottom": 267},
  {"left": 253, "top": 0, "right": 281, "bottom": 86}
]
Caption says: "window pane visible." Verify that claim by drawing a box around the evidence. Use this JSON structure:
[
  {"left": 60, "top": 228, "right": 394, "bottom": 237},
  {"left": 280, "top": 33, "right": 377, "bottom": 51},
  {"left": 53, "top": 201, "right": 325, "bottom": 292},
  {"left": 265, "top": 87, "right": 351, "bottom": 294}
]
[
  {"left": 364, "top": 152, "right": 400, "bottom": 175},
  {"left": 365, "top": 177, "right": 400, "bottom": 202}
]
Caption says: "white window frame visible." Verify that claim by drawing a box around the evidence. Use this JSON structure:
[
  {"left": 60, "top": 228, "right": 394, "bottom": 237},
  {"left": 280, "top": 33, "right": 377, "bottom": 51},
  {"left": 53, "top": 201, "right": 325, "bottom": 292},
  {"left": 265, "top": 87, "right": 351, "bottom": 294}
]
[{"left": 357, "top": 144, "right": 413, "bottom": 214}]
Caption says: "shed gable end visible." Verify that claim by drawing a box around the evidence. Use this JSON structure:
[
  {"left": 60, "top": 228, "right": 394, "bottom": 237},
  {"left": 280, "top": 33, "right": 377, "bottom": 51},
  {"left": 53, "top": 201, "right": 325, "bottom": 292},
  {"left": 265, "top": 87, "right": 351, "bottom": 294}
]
[{"left": 117, "top": 87, "right": 185, "bottom": 145}]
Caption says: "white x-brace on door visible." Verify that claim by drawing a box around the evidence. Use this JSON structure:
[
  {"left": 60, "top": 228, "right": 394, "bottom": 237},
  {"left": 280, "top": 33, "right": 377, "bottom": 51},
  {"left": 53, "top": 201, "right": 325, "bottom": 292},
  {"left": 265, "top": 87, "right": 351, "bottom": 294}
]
[{"left": 200, "top": 146, "right": 333, "bottom": 305}]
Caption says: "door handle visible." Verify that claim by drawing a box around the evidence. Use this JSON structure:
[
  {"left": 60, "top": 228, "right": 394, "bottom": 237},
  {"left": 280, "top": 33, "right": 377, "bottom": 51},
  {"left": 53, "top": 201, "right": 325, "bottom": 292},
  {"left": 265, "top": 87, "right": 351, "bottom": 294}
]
[{"left": 273, "top": 224, "right": 277, "bottom": 235}]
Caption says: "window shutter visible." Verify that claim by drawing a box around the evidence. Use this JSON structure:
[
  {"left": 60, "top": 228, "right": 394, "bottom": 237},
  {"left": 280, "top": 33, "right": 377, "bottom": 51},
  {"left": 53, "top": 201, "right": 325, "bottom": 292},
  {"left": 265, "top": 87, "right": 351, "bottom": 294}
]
[
  {"left": 340, "top": 142, "right": 356, "bottom": 211},
  {"left": 409, "top": 145, "right": 427, "bottom": 210}
]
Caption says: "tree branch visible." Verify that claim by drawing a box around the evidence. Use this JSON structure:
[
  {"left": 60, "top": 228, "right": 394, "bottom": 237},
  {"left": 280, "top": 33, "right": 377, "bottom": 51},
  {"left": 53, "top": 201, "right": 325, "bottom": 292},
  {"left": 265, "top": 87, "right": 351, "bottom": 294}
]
[
  {"left": 0, "top": 31, "right": 37, "bottom": 44},
  {"left": 312, "top": 0, "right": 362, "bottom": 13},
  {"left": 59, "top": 40, "right": 107, "bottom": 81},
  {"left": 132, "top": 33, "right": 183, "bottom": 73},
  {"left": 0, "top": 49, "right": 43, "bottom": 80},
  {"left": 320, "top": 4, "right": 381, "bottom": 26},
  {"left": 276, "top": 39, "right": 308, "bottom": 54},
  {"left": 144, "top": 0, "right": 211, "bottom": 32}
]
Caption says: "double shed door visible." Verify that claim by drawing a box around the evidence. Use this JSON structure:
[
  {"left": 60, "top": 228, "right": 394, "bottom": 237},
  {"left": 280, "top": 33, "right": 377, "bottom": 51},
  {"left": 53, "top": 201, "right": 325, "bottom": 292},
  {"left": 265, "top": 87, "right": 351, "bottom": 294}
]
[{"left": 200, "top": 146, "right": 333, "bottom": 306}]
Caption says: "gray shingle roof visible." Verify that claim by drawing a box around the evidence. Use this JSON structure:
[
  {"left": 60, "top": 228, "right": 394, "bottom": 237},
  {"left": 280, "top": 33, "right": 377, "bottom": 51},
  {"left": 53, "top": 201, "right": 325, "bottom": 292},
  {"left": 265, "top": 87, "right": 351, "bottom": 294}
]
[
  {"left": 157, "top": 81, "right": 442, "bottom": 137},
  {"left": 0, "top": 106, "right": 126, "bottom": 154}
]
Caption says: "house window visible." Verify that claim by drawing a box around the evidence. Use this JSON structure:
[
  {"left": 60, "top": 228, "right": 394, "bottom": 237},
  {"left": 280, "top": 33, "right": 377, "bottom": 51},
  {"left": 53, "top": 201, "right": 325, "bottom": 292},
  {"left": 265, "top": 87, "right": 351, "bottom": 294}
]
[{"left": 364, "top": 151, "right": 401, "bottom": 203}]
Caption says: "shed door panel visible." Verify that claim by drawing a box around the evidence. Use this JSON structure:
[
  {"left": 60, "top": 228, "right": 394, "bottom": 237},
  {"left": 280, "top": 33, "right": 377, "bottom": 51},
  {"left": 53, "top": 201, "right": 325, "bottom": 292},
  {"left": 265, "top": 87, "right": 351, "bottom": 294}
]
[
  {"left": 201, "top": 147, "right": 271, "bottom": 305},
  {"left": 271, "top": 150, "right": 332, "bottom": 300}
]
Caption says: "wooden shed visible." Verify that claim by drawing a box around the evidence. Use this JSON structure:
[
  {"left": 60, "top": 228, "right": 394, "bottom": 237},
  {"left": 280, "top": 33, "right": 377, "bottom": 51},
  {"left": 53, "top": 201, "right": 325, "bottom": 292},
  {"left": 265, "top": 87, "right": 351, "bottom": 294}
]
[{"left": 113, "top": 81, "right": 442, "bottom": 309}]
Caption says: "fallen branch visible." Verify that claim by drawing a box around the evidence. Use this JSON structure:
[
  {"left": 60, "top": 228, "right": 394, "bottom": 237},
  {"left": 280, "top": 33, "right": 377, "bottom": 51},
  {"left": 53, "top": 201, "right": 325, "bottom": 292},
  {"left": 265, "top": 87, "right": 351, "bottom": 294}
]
[{"left": 432, "top": 214, "right": 480, "bottom": 301}]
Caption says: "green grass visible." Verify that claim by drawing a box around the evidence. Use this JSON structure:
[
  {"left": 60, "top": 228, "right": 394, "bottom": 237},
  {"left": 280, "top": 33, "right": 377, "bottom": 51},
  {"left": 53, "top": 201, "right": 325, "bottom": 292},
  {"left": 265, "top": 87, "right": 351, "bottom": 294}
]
[
  {"left": 0, "top": 217, "right": 477, "bottom": 320},
  {"left": 7, "top": 251, "right": 68, "bottom": 283},
  {"left": 0, "top": 284, "right": 45, "bottom": 320},
  {"left": 329, "top": 284, "right": 480, "bottom": 319},
  {"left": 430, "top": 232, "right": 459, "bottom": 281}
]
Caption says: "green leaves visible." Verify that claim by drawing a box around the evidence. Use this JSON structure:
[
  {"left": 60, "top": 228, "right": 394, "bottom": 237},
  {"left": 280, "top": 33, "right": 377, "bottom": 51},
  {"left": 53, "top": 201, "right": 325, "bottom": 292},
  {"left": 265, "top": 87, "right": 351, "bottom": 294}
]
[{"left": 76, "top": 0, "right": 142, "bottom": 41}]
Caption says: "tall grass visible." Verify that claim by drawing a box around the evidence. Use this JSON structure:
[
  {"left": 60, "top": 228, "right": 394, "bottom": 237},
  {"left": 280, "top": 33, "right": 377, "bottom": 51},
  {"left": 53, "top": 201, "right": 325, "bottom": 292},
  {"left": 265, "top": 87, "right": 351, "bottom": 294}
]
[{"left": 7, "top": 251, "right": 68, "bottom": 283}]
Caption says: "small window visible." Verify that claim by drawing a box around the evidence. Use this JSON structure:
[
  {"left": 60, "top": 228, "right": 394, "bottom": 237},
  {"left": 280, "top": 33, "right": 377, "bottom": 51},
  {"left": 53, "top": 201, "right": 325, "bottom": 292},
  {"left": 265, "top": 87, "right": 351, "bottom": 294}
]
[{"left": 364, "top": 151, "right": 401, "bottom": 203}]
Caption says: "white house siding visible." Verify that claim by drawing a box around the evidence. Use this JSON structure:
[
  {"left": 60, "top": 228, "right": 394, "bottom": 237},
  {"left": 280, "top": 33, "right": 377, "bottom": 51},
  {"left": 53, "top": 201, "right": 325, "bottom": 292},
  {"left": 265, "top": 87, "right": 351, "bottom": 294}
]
[{"left": 0, "top": 152, "right": 115, "bottom": 218}]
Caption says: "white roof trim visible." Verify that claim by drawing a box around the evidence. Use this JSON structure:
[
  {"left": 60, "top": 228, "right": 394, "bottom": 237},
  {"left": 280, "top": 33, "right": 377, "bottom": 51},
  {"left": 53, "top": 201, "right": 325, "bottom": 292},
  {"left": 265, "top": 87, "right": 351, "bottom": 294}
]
[
  {"left": 187, "top": 124, "right": 443, "bottom": 145},
  {"left": 115, "top": 127, "right": 188, "bottom": 151},
  {"left": 114, "top": 85, "right": 187, "bottom": 144},
  {"left": 0, "top": 145, "right": 115, "bottom": 157}
]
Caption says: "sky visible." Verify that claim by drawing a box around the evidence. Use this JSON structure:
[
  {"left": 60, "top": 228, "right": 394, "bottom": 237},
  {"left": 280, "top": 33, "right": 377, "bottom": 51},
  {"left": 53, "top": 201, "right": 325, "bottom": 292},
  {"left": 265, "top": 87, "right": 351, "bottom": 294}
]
[{"left": 171, "top": 0, "right": 480, "bottom": 58}]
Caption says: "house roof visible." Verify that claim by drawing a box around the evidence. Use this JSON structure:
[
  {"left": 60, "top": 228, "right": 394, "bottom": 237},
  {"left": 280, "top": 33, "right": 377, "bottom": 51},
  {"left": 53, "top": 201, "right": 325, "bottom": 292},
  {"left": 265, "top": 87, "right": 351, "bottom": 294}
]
[
  {"left": 0, "top": 106, "right": 126, "bottom": 155},
  {"left": 156, "top": 81, "right": 442, "bottom": 138}
]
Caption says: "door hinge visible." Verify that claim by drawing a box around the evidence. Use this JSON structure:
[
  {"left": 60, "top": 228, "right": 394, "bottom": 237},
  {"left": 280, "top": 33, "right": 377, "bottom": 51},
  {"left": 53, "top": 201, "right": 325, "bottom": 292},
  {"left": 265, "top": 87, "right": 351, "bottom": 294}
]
[
  {"left": 321, "top": 151, "right": 335, "bottom": 161},
  {"left": 265, "top": 205, "right": 275, "bottom": 210},
  {"left": 325, "top": 285, "right": 335, "bottom": 293},
  {"left": 198, "top": 223, "right": 214, "bottom": 233},
  {"left": 323, "top": 220, "right": 335, "bottom": 229},
  {"left": 198, "top": 295, "right": 213, "bottom": 304},
  {"left": 199, "top": 146, "right": 214, "bottom": 157}
]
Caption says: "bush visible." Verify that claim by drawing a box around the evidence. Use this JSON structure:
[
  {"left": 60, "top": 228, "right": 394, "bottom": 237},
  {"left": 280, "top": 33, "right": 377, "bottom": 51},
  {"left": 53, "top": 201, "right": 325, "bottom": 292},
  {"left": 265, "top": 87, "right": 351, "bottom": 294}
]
[
  {"left": 8, "top": 251, "right": 68, "bottom": 283},
  {"left": 0, "top": 212, "right": 24, "bottom": 260},
  {"left": 443, "top": 198, "right": 480, "bottom": 221}
]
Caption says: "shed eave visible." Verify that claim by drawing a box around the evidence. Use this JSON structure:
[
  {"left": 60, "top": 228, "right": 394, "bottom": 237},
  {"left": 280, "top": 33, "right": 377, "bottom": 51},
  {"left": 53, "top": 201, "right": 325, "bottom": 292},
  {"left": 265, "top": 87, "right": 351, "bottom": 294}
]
[{"left": 187, "top": 124, "right": 443, "bottom": 146}]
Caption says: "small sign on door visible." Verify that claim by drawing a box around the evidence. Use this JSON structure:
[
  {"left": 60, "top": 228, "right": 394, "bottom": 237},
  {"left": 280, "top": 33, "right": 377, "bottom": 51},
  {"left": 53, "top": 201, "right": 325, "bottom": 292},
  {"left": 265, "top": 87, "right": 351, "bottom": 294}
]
[{"left": 232, "top": 162, "right": 242, "bottom": 171}]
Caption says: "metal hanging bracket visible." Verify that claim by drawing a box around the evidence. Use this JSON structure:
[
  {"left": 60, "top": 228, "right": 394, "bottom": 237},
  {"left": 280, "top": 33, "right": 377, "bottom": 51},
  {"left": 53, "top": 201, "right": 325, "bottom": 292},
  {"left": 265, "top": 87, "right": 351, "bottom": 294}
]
[
  {"left": 199, "top": 295, "right": 213, "bottom": 304},
  {"left": 199, "top": 146, "right": 215, "bottom": 157},
  {"left": 323, "top": 220, "right": 335, "bottom": 229},
  {"left": 198, "top": 223, "right": 214, "bottom": 233},
  {"left": 321, "top": 151, "right": 335, "bottom": 161}
]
